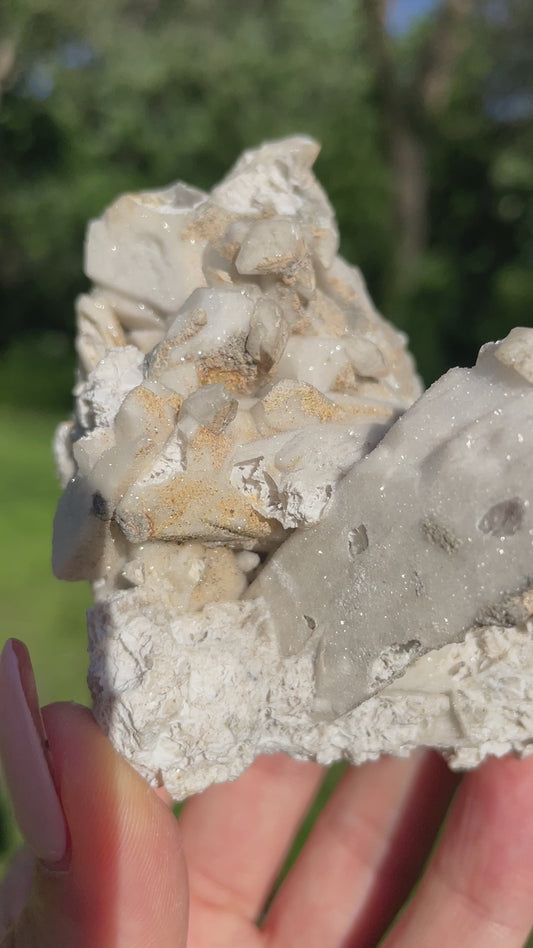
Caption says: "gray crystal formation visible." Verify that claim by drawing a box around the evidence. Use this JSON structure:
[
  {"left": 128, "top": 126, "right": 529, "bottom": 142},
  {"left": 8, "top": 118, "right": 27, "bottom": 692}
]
[
  {"left": 250, "top": 332, "right": 533, "bottom": 717},
  {"left": 52, "top": 138, "right": 533, "bottom": 800}
]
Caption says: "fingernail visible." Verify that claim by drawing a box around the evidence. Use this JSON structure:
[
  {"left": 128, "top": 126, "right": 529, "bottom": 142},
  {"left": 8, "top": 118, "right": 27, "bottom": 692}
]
[{"left": 0, "top": 639, "right": 68, "bottom": 866}]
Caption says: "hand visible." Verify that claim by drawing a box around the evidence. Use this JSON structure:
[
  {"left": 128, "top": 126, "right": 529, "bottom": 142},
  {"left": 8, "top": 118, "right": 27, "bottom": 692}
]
[{"left": 1, "top": 639, "right": 533, "bottom": 948}]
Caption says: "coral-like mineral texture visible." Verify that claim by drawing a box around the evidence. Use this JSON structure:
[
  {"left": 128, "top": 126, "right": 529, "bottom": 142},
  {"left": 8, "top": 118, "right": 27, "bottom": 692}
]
[{"left": 53, "top": 138, "right": 533, "bottom": 799}]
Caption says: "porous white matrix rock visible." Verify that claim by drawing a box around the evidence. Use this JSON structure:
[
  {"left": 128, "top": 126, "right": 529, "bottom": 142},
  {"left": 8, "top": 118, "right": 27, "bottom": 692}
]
[{"left": 52, "top": 138, "right": 533, "bottom": 800}]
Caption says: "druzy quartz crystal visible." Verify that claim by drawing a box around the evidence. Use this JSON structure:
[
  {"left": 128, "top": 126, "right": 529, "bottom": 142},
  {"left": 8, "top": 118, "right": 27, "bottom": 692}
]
[{"left": 53, "top": 138, "right": 533, "bottom": 799}]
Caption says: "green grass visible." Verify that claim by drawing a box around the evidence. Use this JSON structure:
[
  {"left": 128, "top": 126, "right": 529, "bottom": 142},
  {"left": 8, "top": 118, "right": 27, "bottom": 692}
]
[{"left": 0, "top": 407, "right": 91, "bottom": 868}]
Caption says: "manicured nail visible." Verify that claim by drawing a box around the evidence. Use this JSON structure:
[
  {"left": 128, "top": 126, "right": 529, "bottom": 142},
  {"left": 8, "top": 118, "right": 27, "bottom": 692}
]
[{"left": 0, "top": 639, "right": 68, "bottom": 865}]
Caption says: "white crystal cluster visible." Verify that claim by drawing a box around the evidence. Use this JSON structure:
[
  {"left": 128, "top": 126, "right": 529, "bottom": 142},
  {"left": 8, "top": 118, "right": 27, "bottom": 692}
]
[
  {"left": 53, "top": 138, "right": 533, "bottom": 800},
  {"left": 54, "top": 137, "right": 419, "bottom": 597}
]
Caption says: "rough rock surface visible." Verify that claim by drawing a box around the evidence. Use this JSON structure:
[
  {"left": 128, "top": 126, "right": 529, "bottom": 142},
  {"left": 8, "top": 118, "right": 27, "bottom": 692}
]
[{"left": 53, "top": 138, "right": 533, "bottom": 800}]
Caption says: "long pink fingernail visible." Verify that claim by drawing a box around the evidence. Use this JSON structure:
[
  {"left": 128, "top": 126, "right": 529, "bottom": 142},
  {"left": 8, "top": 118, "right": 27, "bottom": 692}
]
[{"left": 0, "top": 639, "right": 68, "bottom": 865}]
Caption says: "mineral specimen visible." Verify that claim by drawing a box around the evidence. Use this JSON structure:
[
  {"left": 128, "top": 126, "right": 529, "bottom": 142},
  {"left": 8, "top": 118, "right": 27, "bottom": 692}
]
[{"left": 53, "top": 138, "right": 533, "bottom": 800}]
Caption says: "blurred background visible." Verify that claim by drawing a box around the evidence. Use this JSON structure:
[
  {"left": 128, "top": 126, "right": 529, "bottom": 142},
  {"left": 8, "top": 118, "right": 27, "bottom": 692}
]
[{"left": 0, "top": 0, "right": 532, "bottom": 884}]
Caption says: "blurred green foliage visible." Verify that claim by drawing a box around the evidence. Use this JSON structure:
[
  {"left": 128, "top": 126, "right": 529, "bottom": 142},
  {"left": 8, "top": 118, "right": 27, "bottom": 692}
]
[
  {"left": 1, "top": 0, "right": 531, "bottom": 403},
  {"left": 0, "top": 409, "right": 90, "bottom": 699}
]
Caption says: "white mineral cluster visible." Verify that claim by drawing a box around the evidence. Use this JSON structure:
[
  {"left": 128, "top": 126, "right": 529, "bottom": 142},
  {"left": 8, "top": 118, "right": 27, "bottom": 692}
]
[{"left": 53, "top": 138, "right": 533, "bottom": 800}]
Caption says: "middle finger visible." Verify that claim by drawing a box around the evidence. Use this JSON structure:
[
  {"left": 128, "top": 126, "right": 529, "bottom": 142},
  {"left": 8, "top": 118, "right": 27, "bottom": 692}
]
[{"left": 263, "top": 751, "right": 459, "bottom": 948}]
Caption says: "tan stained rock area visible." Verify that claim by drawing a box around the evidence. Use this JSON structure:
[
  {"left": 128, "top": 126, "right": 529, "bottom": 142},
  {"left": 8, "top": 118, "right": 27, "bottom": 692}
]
[{"left": 53, "top": 138, "right": 533, "bottom": 800}]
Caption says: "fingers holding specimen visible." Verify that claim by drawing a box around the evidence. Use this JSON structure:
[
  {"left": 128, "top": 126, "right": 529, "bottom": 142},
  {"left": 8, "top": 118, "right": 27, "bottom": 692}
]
[
  {"left": 0, "top": 638, "right": 188, "bottom": 948},
  {"left": 382, "top": 755, "right": 533, "bottom": 948},
  {"left": 263, "top": 752, "right": 459, "bottom": 948},
  {"left": 181, "top": 753, "right": 323, "bottom": 944}
]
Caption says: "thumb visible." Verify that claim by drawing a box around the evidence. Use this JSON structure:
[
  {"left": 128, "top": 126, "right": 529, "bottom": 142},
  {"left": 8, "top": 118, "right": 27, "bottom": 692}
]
[{"left": 0, "top": 639, "right": 188, "bottom": 948}]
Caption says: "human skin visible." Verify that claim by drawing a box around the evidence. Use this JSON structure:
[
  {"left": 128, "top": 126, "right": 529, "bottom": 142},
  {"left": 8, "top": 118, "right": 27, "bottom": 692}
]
[{"left": 1, "top": 640, "right": 533, "bottom": 947}]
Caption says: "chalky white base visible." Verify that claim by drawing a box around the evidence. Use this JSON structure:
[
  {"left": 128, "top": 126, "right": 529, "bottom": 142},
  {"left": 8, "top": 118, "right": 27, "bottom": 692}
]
[{"left": 88, "top": 586, "right": 533, "bottom": 799}]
